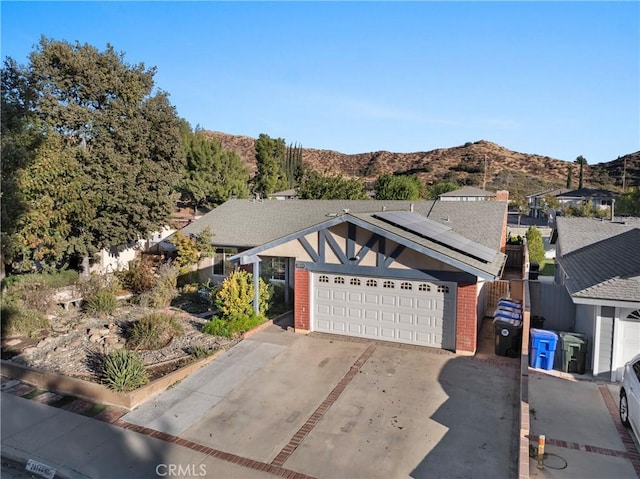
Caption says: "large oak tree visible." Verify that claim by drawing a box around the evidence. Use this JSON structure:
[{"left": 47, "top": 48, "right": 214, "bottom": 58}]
[{"left": 1, "top": 37, "right": 185, "bottom": 272}]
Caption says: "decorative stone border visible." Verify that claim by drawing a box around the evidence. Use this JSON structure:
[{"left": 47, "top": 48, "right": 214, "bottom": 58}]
[
  {"left": 0, "top": 312, "right": 288, "bottom": 411},
  {"left": 0, "top": 349, "right": 223, "bottom": 411}
]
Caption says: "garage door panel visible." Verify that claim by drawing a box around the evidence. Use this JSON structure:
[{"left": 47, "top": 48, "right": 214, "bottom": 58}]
[
  {"left": 364, "top": 294, "right": 379, "bottom": 305},
  {"left": 381, "top": 311, "right": 396, "bottom": 322},
  {"left": 398, "top": 297, "right": 414, "bottom": 308},
  {"left": 380, "top": 328, "right": 396, "bottom": 339},
  {"left": 333, "top": 290, "right": 347, "bottom": 301},
  {"left": 313, "top": 273, "right": 456, "bottom": 349},
  {"left": 348, "top": 292, "right": 363, "bottom": 302},
  {"left": 333, "top": 306, "right": 346, "bottom": 317},
  {"left": 317, "top": 288, "right": 331, "bottom": 300},
  {"left": 364, "top": 309, "right": 379, "bottom": 320}
]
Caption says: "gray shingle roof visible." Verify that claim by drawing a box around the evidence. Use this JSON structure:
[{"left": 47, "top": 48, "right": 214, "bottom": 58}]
[
  {"left": 438, "top": 186, "right": 496, "bottom": 197},
  {"left": 557, "top": 217, "right": 640, "bottom": 303},
  {"left": 179, "top": 199, "right": 507, "bottom": 252}
]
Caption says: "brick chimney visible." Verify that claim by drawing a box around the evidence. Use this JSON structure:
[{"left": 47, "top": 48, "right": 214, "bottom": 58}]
[{"left": 495, "top": 190, "right": 509, "bottom": 201}]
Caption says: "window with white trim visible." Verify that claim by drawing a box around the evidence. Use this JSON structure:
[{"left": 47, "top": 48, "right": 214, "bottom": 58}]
[
  {"left": 334, "top": 276, "right": 345, "bottom": 284},
  {"left": 319, "top": 275, "right": 329, "bottom": 283},
  {"left": 383, "top": 280, "right": 395, "bottom": 289}
]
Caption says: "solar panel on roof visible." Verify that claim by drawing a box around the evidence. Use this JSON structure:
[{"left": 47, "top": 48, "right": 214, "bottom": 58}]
[{"left": 373, "top": 210, "right": 496, "bottom": 263}]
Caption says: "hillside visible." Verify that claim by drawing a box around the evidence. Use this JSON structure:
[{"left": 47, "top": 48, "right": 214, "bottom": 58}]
[{"left": 204, "top": 131, "right": 639, "bottom": 195}]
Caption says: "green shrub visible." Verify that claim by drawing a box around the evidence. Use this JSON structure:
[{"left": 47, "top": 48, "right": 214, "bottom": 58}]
[
  {"left": 84, "top": 291, "right": 118, "bottom": 315},
  {"left": 1, "top": 270, "right": 79, "bottom": 291},
  {"left": 128, "top": 313, "right": 184, "bottom": 350},
  {"left": 214, "top": 270, "right": 272, "bottom": 319},
  {"left": 202, "top": 313, "right": 266, "bottom": 338},
  {"left": 0, "top": 303, "right": 50, "bottom": 337},
  {"left": 78, "top": 273, "right": 119, "bottom": 299},
  {"left": 186, "top": 345, "right": 215, "bottom": 359},
  {"left": 525, "top": 226, "right": 545, "bottom": 265},
  {"left": 101, "top": 349, "right": 148, "bottom": 392},
  {"left": 115, "top": 258, "right": 157, "bottom": 294},
  {"left": 4, "top": 280, "right": 56, "bottom": 313}
]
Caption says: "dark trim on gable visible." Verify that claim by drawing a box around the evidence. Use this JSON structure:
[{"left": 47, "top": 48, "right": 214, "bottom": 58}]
[
  {"left": 300, "top": 262, "right": 477, "bottom": 283},
  {"left": 298, "top": 236, "right": 320, "bottom": 262}
]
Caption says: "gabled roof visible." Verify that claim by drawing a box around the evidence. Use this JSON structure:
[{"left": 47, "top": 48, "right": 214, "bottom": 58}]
[
  {"left": 525, "top": 188, "right": 571, "bottom": 199},
  {"left": 556, "top": 188, "right": 618, "bottom": 200},
  {"left": 179, "top": 199, "right": 507, "bottom": 251},
  {"left": 438, "top": 186, "right": 496, "bottom": 198},
  {"left": 556, "top": 217, "right": 640, "bottom": 305}
]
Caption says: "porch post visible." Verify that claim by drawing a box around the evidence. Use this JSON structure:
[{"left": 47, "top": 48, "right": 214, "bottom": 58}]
[{"left": 253, "top": 259, "right": 260, "bottom": 316}]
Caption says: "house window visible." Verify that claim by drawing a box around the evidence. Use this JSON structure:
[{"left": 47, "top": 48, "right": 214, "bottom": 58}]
[
  {"left": 383, "top": 280, "right": 395, "bottom": 289},
  {"left": 418, "top": 283, "right": 431, "bottom": 292},
  {"left": 366, "top": 279, "right": 377, "bottom": 287},
  {"left": 334, "top": 276, "right": 345, "bottom": 284},
  {"left": 350, "top": 278, "right": 361, "bottom": 286},
  {"left": 265, "top": 257, "right": 286, "bottom": 281},
  {"left": 400, "top": 282, "right": 412, "bottom": 290},
  {"left": 318, "top": 275, "right": 329, "bottom": 283},
  {"left": 212, "top": 248, "right": 237, "bottom": 275},
  {"left": 437, "top": 285, "right": 449, "bottom": 293}
]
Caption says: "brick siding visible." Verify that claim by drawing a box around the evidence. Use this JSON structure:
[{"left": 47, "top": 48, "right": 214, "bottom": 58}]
[
  {"left": 294, "top": 269, "right": 310, "bottom": 331},
  {"left": 456, "top": 282, "right": 478, "bottom": 353}
]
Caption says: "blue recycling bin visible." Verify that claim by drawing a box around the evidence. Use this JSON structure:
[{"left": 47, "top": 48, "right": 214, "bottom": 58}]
[
  {"left": 530, "top": 328, "right": 559, "bottom": 370},
  {"left": 498, "top": 298, "right": 522, "bottom": 310},
  {"left": 493, "top": 308, "right": 523, "bottom": 321}
]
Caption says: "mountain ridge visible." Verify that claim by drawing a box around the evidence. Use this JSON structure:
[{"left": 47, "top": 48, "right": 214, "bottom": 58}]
[{"left": 203, "top": 131, "right": 640, "bottom": 195}]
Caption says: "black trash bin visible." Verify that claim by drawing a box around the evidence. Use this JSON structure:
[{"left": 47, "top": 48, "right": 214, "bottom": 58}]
[
  {"left": 529, "top": 262, "right": 540, "bottom": 280},
  {"left": 559, "top": 332, "right": 588, "bottom": 374},
  {"left": 494, "top": 318, "right": 523, "bottom": 357},
  {"left": 531, "top": 315, "right": 546, "bottom": 329}
]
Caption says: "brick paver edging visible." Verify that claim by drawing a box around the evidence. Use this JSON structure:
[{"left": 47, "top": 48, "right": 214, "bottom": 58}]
[
  {"left": 598, "top": 384, "right": 640, "bottom": 477},
  {"left": 528, "top": 433, "right": 632, "bottom": 459},
  {"left": 270, "top": 343, "right": 377, "bottom": 468},
  {"left": 114, "top": 421, "right": 318, "bottom": 479}
]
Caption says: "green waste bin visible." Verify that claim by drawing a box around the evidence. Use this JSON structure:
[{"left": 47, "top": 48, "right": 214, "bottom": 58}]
[{"left": 559, "top": 332, "right": 588, "bottom": 374}]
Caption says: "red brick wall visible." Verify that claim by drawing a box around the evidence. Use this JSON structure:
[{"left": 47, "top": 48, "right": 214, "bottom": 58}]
[
  {"left": 456, "top": 282, "right": 478, "bottom": 354},
  {"left": 294, "top": 269, "right": 310, "bottom": 331}
]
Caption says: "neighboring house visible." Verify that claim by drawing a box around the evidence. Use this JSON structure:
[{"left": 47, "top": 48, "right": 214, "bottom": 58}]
[
  {"left": 525, "top": 188, "right": 571, "bottom": 218},
  {"left": 268, "top": 189, "right": 298, "bottom": 200},
  {"left": 180, "top": 195, "right": 510, "bottom": 354},
  {"left": 438, "top": 186, "right": 498, "bottom": 202},
  {"left": 555, "top": 217, "right": 640, "bottom": 381},
  {"left": 555, "top": 188, "right": 618, "bottom": 211},
  {"left": 527, "top": 187, "right": 619, "bottom": 218},
  {"left": 91, "top": 226, "right": 176, "bottom": 274}
]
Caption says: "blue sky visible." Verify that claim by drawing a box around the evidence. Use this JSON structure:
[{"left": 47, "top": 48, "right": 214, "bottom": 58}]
[{"left": 2, "top": 1, "right": 639, "bottom": 164}]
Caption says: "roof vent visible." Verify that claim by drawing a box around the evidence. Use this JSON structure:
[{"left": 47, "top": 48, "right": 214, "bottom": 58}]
[
  {"left": 343, "top": 208, "right": 349, "bottom": 214},
  {"left": 442, "top": 216, "right": 450, "bottom": 222},
  {"left": 382, "top": 206, "right": 386, "bottom": 211}
]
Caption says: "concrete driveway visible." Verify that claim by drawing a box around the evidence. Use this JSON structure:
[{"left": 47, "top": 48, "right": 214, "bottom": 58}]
[{"left": 123, "top": 324, "right": 520, "bottom": 478}]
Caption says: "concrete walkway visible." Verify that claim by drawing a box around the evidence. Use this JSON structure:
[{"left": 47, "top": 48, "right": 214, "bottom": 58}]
[
  {"left": 122, "top": 338, "right": 289, "bottom": 435},
  {"left": 1, "top": 393, "right": 277, "bottom": 479}
]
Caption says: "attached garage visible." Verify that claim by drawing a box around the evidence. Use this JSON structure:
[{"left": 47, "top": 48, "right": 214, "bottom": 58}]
[{"left": 313, "top": 273, "right": 456, "bottom": 349}]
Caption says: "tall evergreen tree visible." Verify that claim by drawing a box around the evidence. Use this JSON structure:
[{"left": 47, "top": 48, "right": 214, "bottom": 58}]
[
  {"left": 178, "top": 129, "right": 249, "bottom": 212},
  {"left": 1, "top": 37, "right": 185, "bottom": 272},
  {"left": 566, "top": 165, "right": 574, "bottom": 189},
  {"left": 253, "top": 133, "right": 288, "bottom": 197},
  {"left": 575, "top": 155, "right": 587, "bottom": 189}
]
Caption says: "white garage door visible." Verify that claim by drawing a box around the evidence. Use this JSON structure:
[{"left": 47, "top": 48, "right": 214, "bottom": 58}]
[{"left": 313, "top": 273, "right": 456, "bottom": 349}]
